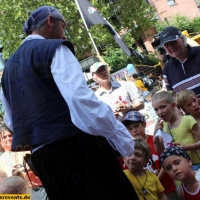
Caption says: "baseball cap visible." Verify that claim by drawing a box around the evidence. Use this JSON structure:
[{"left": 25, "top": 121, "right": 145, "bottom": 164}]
[
  {"left": 123, "top": 111, "right": 145, "bottom": 123},
  {"left": 90, "top": 62, "right": 106, "bottom": 74},
  {"left": 159, "top": 26, "right": 182, "bottom": 47},
  {"left": 23, "top": 6, "right": 66, "bottom": 35}
]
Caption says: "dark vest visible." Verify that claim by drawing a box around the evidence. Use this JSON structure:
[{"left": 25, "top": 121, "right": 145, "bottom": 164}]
[{"left": 2, "top": 39, "right": 81, "bottom": 151}]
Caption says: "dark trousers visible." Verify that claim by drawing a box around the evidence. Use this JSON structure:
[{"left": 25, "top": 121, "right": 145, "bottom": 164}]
[{"left": 31, "top": 132, "right": 139, "bottom": 200}]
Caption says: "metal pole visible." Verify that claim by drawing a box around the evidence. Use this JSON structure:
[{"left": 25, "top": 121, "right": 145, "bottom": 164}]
[
  {"left": 75, "top": 0, "right": 100, "bottom": 55},
  {"left": 164, "top": 17, "right": 170, "bottom": 26}
]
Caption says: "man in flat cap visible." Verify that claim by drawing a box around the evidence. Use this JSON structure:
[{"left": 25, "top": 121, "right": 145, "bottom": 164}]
[
  {"left": 160, "top": 26, "right": 200, "bottom": 96},
  {"left": 90, "top": 62, "right": 144, "bottom": 121},
  {"left": 1, "top": 6, "right": 139, "bottom": 200}
]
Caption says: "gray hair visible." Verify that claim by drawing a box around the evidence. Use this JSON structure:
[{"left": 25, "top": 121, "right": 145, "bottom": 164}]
[{"left": 180, "top": 35, "right": 187, "bottom": 46}]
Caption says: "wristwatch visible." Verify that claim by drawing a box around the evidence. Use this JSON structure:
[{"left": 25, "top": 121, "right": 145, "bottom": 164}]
[{"left": 129, "top": 104, "right": 133, "bottom": 110}]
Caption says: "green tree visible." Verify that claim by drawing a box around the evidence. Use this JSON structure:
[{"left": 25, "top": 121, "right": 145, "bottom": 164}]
[
  {"left": 190, "top": 17, "right": 200, "bottom": 33},
  {"left": 102, "top": 46, "right": 132, "bottom": 72},
  {"left": 155, "top": 14, "right": 193, "bottom": 33},
  {"left": 0, "top": 0, "right": 156, "bottom": 63},
  {"left": 109, "top": 0, "right": 157, "bottom": 38},
  {"left": 155, "top": 14, "right": 200, "bottom": 37}
]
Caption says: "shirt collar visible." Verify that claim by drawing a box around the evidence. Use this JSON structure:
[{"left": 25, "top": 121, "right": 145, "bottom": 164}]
[
  {"left": 23, "top": 34, "right": 45, "bottom": 43},
  {"left": 97, "top": 81, "right": 121, "bottom": 95}
]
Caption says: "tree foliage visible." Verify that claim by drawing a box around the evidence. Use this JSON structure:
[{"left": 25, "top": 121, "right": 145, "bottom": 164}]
[
  {"left": 102, "top": 46, "right": 132, "bottom": 73},
  {"left": 189, "top": 17, "right": 200, "bottom": 33},
  {"left": 155, "top": 14, "right": 200, "bottom": 34},
  {"left": 0, "top": 0, "right": 156, "bottom": 65}
]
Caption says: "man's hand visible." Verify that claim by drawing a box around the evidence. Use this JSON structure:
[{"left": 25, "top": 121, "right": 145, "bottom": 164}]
[
  {"left": 114, "top": 110, "right": 120, "bottom": 118},
  {"left": 12, "top": 164, "right": 25, "bottom": 176},
  {"left": 115, "top": 102, "right": 130, "bottom": 113}
]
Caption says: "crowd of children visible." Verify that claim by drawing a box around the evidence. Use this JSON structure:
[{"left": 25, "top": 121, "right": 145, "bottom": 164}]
[
  {"left": 122, "top": 111, "right": 178, "bottom": 199},
  {"left": 1, "top": 86, "right": 200, "bottom": 199},
  {"left": 152, "top": 91, "right": 200, "bottom": 170},
  {"left": 121, "top": 88, "right": 200, "bottom": 200}
]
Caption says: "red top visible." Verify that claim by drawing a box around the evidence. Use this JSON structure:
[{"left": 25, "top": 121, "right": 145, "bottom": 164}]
[
  {"left": 181, "top": 182, "right": 200, "bottom": 199},
  {"left": 146, "top": 135, "right": 176, "bottom": 194}
]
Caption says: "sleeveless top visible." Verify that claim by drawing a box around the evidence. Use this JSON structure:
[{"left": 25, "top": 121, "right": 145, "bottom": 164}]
[
  {"left": 2, "top": 39, "right": 81, "bottom": 150},
  {"left": 181, "top": 182, "right": 200, "bottom": 199},
  {"left": 163, "top": 116, "right": 200, "bottom": 164}
]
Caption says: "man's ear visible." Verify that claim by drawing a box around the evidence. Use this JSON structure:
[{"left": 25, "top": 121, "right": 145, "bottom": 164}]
[{"left": 46, "top": 15, "right": 54, "bottom": 27}]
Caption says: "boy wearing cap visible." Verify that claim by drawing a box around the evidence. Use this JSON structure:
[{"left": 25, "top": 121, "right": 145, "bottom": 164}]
[
  {"left": 161, "top": 146, "right": 200, "bottom": 199},
  {"left": 90, "top": 62, "right": 144, "bottom": 120},
  {"left": 160, "top": 26, "right": 200, "bottom": 97},
  {"left": 122, "top": 111, "right": 178, "bottom": 199}
]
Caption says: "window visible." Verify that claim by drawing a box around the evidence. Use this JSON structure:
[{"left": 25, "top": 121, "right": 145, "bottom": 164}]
[{"left": 167, "top": 0, "right": 176, "bottom": 6}]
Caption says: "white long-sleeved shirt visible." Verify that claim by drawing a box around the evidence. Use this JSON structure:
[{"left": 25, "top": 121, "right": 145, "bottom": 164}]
[{"left": 1, "top": 35, "right": 134, "bottom": 156}]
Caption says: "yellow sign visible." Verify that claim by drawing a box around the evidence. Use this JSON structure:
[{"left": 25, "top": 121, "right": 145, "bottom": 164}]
[{"left": 0, "top": 194, "right": 30, "bottom": 199}]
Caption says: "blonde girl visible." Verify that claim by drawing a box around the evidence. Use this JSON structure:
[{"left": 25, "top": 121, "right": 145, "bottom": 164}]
[{"left": 152, "top": 91, "right": 200, "bottom": 171}]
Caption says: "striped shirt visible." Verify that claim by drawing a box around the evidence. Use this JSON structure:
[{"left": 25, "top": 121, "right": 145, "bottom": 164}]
[
  {"left": 95, "top": 81, "right": 143, "bottom": 111},
  {"left": 163, "top": 45, "right": 200, "bottom": 96}
]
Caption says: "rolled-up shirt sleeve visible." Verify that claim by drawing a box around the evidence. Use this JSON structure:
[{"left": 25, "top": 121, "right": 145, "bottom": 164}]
[{"left": 50, "top": 45, "right": 134, "bottom": 156}]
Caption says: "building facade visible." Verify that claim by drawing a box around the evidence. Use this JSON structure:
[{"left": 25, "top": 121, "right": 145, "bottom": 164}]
[
  {"left": 143, "top": 0, "right": 200, "bottom": 52},
  {"left": 153, "top": 0, "right": 200, "bottom": 20}
]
